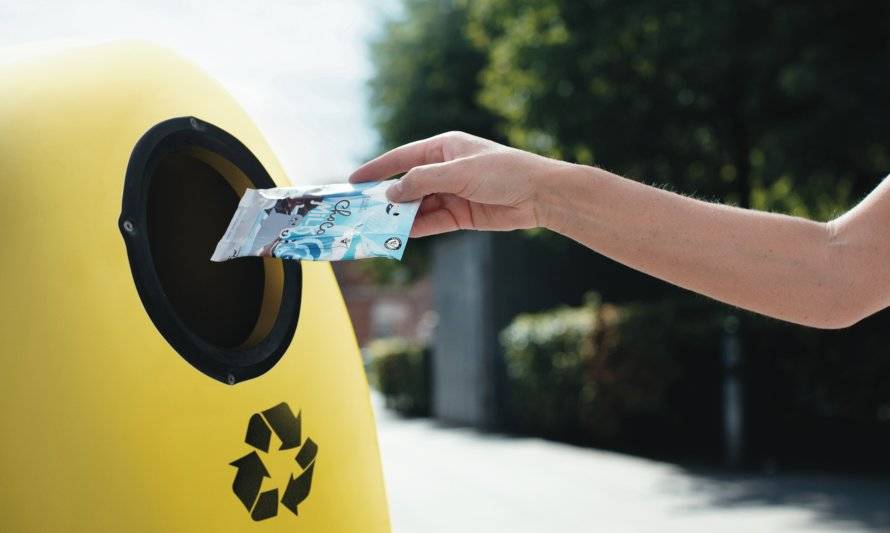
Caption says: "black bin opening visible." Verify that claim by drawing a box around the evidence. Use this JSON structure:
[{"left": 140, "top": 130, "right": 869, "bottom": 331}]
[
  {"left": 120, "top": 117, "right": 302, "bottom": 385},
  {"left": 148, "top": 151, "right": 263, "bottom": 348}
]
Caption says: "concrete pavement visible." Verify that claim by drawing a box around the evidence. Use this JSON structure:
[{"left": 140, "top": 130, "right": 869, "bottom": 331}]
[{"left": 373, "top": 396, "right": 890, "bottom": 532}]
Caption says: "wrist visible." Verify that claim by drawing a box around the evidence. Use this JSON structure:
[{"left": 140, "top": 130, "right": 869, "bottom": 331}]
[{"left": 533, "top": 160, "right": 601, "bottom": 232}]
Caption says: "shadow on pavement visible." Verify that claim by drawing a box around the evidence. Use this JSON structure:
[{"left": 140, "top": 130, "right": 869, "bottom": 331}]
[
  {"left": 374, "top": 394, "right": 890, "bottom": 532},
  {"left": 675, "top": 466, "right": 890, "bottom": 531}
]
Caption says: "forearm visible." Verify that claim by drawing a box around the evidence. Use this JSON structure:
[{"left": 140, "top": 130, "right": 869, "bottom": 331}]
[
  {"left": 355, "top": 131, "right": 890, "bottom": 326},
  {"left": 536, "top": 164, "right": 862, "bottom": 328}
]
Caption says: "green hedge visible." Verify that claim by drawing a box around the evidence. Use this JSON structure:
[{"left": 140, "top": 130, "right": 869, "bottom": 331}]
[
  {"left": 500, "top": 292, "right": 890, "bottom": 467},
  {"left": 500, "top": 295, "right": 694, "bottom": 444},
  {"left": 368, "top": 338, "right": 431, "bottom": 417}
]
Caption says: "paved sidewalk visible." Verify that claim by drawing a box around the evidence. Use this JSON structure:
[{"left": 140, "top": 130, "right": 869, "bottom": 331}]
[{"left": 373, "top": 396, "right": 890, "bottom": 533}]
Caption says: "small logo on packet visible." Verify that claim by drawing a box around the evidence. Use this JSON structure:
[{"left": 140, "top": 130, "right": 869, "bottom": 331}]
[{"left": 384, "top": 237, "right": 402, "bottom": 250}]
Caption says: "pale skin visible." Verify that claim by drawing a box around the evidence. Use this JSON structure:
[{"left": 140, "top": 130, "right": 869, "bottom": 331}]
[{"left": 350, "top": 131, "right": 890, "bottom": 329}]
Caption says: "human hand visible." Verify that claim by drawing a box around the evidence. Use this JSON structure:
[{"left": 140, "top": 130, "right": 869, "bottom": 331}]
[{"left": 349, "top": 131, "right": 571, "bottom": 237}]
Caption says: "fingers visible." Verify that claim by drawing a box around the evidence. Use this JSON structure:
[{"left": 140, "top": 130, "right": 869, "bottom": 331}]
[
  {"left": 419, "top": 194, "right": 443, "bottom": 214},
  {"left": 386, "top": 161, "right": 470, "bottom": 202},
  {"left": 410, "top": 208, "right": 461, "bottom": 238},
  {"left": 349, "top": 135, "right": 447, "bottom": 183}
]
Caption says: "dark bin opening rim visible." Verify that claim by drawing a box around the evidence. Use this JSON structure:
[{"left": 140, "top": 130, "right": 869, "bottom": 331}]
[{"left": 119, "top": 116, "right": 302, "bottom": 385}]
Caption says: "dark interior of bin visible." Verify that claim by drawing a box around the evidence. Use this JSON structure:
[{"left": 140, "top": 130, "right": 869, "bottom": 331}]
[{"left": 147, "top": 151, "right": 264, "bottom": 348}]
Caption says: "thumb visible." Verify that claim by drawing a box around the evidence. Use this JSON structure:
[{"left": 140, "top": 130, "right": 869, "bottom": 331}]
[{"left": 386, "top": 161, "right": 470, "bottom": 202}]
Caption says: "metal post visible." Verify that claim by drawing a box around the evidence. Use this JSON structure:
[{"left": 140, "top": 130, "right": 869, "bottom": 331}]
[{"left": 722, "top": 315, "right": 744, "bottom": 467}]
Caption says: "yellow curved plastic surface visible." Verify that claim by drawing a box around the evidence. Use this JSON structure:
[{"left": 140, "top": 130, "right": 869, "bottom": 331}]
[{"left": 0, "top": 41, "right": 389, "bottom": 532}]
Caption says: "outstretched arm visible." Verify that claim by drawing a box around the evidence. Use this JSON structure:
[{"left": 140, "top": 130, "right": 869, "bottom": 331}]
[
  {"left": 351, "top": 132, "right": 890, "bottom": 329},
  {"left": 540, "top": 163, "right": 890, "bottom": 329}
]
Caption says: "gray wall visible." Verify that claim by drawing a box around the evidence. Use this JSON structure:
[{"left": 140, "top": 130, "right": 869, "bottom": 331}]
[
  {"left": 430, "top": 226, "right": 685, "bottom": 431},
  {"left": 431, "top": 232, "right": 541, "bottom": 428},
  {"left": 431, "top": 232, "right": 497, "bottom": 427}
]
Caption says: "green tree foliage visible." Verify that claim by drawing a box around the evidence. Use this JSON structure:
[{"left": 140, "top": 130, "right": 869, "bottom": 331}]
[
  {"left": 367, "top": 0, "right": 890, "bottom": 282},
  {"left": 364, "top": 0, "right": 500, "bottom": 283},
  {"left": 366, "top": 1, "right": 890, "bottom": 465},
  {"left": 468, "top": 0, "right": 890, "bottom": 216},
  {"left": 369, "top": 0, "right": 499, "bottom": 149}
]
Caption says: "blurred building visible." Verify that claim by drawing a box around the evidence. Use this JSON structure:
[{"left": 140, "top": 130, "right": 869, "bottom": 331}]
[{"left": 333, "top": 263, "right": 434, "bottom": 347}]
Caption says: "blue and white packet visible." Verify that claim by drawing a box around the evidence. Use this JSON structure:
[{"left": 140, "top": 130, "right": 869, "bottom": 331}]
[{"left": 211, "top": 180, "right": 420, "bottom": 262}]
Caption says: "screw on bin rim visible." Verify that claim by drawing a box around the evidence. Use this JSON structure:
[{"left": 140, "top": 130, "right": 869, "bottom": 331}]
[{"left": 190, "top": 117, "right": 208, "bottom": 131}]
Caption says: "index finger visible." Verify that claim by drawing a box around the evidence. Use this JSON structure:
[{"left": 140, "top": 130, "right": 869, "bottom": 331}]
[{"left": 349, "top": 135, "right": 446, "bottom": 183}]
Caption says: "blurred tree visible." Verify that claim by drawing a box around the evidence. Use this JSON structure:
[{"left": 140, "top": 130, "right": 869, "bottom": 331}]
[
  {"left": 464, "top": 1, "right": 890, "bottom": 467},
  {"left": 365, "top": 0, "right": 890, "bottom": 468},
  {"left": 367, "top": 0, "right": 890, "bottom": 281},
  {"left": 363, "top": 0, "right": 500, "bottom": 283},
  {"left": 369, "top": 0, "right": 499, "bottom": 149},
  {"left": 468, "top": 0, "right": 890, "bottom": 217}
]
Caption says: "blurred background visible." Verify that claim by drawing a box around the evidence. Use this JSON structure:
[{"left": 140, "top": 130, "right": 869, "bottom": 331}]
[{"left": 4, "top": 0, "right": 890, "bottom": 531}]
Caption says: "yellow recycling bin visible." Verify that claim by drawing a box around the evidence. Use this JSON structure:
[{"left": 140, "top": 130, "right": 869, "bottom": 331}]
[{"left": 0, "top": 42, "right": 390, "bottom": 531}]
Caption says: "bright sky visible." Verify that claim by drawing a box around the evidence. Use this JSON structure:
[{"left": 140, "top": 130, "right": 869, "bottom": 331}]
[{"left": 0, "top": 0, "right": 389, "bottom": 184}]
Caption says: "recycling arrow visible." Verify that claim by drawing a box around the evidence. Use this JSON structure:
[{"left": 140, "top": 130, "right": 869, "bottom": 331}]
[
  {"left": 229, "top": 402, "right": 318, "bottom": 521},
  {"left": 282, "top": 437, "right": 319, "bottom": 515},
  {"left": 230, "top": 451, "right": 270, "bottom": 510},
  {"left": 245, "top": 413, "right": 272, "bottom": 453},
  {"left": 281, "top": 463, "right": 315, "bottom": 515},
  {"left": 262, "top": 402, "right": 302, "bottom": 450},
  {"left": 251, "top": 489, "right": 279, "bottom": 521}
]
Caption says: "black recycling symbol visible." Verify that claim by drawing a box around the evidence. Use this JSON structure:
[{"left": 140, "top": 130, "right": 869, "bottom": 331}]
[{"left": 230, "top": 402, "right": 319, "bottom": 521}]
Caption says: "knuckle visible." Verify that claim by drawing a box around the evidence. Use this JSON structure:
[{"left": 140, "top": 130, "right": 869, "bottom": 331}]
[
  {"left": 441, "top": 130, "right": 468, "bottom": 143},
  {"left": 437, "top": 131, "right": 472, "bottom": 159},
  {"left": 424, "top": 139, "right": 444, "bottom": 164}
]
